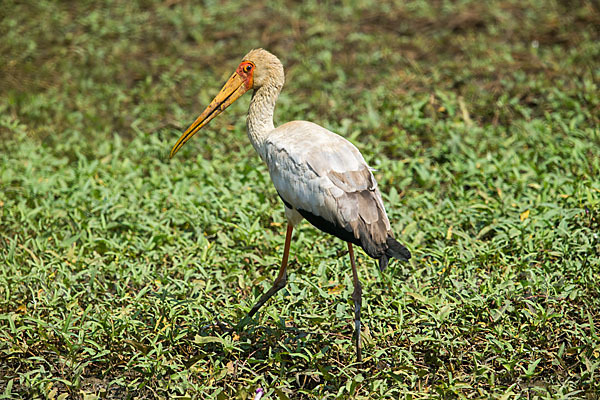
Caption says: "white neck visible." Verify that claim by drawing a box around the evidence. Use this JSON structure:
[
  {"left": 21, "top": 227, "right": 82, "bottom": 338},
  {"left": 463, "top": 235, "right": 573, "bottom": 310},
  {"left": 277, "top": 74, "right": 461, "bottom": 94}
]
[{"left": 246, "top": 84, "right": 281, "bottom": 161}]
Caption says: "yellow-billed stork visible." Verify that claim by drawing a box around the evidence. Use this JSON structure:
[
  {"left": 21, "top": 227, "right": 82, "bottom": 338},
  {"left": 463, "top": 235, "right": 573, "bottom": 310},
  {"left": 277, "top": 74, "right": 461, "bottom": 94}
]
[{"left": 170, "top": 49, "right": 411, "bottom": 362}]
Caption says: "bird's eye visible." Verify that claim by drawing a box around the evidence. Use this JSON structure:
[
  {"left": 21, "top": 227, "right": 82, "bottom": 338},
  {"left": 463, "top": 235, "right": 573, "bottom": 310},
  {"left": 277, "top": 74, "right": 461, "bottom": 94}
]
[{"left": 243, "top": 64, "right": 252, "bottom": 73}]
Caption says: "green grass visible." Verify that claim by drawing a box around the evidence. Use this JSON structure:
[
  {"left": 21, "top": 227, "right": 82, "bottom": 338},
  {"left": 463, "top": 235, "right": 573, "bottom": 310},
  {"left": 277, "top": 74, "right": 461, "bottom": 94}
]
[{"left": 1, "top": 0, "right": 600, "bottom": 398}]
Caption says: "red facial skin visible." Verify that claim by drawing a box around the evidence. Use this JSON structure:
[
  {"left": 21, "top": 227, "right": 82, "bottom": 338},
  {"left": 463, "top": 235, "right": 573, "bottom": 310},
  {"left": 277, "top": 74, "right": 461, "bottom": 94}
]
[{"left": 236, "top": 61, "right": 255, "bottom": 90}]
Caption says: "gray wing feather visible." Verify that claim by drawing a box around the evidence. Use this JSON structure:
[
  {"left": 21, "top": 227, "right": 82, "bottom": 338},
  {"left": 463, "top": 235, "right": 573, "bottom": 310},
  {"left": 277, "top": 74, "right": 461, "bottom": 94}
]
[{"left": 264, "top": 121, "right": 393, "bottom": 258}]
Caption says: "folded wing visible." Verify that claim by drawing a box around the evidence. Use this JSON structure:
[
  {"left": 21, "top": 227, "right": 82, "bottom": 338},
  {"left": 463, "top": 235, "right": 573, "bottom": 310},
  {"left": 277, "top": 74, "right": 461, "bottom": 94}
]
[{"left": 264, "top": 121, "right": 409, "bottom": 267}]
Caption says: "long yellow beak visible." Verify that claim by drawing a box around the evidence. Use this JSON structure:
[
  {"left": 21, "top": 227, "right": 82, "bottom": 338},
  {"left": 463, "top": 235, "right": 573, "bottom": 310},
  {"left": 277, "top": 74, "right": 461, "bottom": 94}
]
[{"left": 170, "top": 72, "right": 248, "bottom": 158}]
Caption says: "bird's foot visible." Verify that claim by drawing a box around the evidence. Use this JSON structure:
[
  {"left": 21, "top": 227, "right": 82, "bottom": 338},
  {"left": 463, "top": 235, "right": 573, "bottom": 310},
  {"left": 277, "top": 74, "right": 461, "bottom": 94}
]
[
  {"left": 200, "top": 319, "right": 235, "bottom": 334},
  {"left": 235, "top": 314, "right": 255, "bottom": 330}
]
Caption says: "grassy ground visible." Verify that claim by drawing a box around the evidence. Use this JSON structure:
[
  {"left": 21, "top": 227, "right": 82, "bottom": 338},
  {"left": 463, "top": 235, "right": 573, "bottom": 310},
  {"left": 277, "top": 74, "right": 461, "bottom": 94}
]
[{"left": 1, "top": 0, "right": 600, "bottom": 398}]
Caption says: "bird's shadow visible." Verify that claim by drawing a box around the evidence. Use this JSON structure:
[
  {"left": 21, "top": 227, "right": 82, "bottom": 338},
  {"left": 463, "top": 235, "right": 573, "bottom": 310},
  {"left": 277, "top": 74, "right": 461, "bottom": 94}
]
[
  {"left": 183, "top": 315, "right": 347, "bottom": 393},
  {"left": 199, "top": 314, "right": 312, "bottom": 344},
  {"left": 192, "top": 314, "right": 331, "bottom": 364}
]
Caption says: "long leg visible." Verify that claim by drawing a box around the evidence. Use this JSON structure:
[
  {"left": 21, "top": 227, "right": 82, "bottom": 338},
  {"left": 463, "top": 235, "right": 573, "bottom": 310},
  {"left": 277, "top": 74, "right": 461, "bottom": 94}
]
[
  {"left": 348, "top": 243, "right": 363, "bottom": 363},
  {"left": 246, "top": 223, "right": 293, "bottom": 319}
]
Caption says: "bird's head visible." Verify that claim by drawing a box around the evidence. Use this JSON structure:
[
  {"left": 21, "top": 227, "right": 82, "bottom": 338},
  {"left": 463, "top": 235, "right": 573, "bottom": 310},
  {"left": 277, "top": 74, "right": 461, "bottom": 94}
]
[{"left": 169, "top": 48, "right": 284, "bottom": 158}]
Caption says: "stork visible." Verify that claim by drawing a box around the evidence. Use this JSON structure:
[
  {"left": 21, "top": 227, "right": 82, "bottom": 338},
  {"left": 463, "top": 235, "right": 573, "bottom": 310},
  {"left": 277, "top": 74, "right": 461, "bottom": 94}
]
[{"left": 170, "top": 49, "right": 411, "bottom": 362}]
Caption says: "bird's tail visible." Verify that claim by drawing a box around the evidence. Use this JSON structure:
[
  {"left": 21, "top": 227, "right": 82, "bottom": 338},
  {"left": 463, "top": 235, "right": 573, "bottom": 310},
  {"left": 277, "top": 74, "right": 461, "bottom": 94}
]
[{"left": 378, "top": 236, "right": 411, "bottom": 271}]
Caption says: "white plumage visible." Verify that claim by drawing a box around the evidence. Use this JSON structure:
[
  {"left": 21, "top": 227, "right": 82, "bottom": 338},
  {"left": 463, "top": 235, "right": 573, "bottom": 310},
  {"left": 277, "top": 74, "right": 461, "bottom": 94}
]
[
  {"left": 169, "top": 49, "right": 410, "bottom": 362},
  {"left": 264, "top": 121, "right": 393, "bottom": 260}
]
